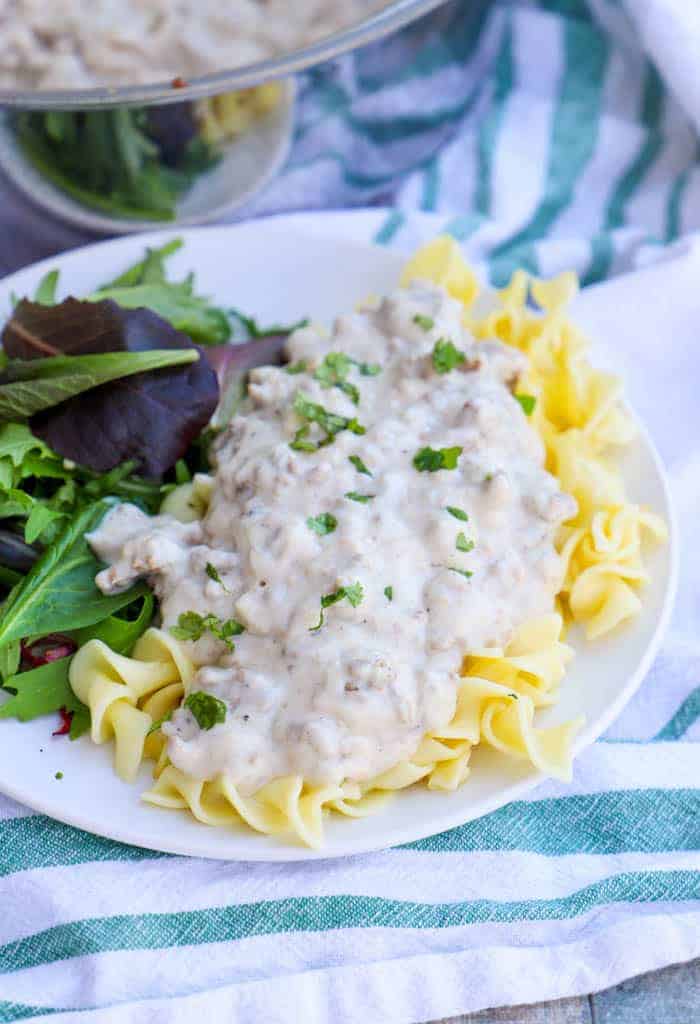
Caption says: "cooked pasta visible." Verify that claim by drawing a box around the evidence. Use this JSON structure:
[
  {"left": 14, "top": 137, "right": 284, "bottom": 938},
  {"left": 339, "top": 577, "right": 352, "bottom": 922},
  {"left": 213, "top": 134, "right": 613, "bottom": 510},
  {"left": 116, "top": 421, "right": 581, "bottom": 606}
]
[{"left": 69, "top": 238, "right": 666, "bottom": 847}]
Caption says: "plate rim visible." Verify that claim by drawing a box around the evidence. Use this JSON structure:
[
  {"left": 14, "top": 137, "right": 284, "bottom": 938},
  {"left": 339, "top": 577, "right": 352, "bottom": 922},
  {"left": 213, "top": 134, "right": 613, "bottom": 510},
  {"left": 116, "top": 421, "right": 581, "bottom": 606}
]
[{"left": 0, "top": 211, "right": 679, "bottom": 861}]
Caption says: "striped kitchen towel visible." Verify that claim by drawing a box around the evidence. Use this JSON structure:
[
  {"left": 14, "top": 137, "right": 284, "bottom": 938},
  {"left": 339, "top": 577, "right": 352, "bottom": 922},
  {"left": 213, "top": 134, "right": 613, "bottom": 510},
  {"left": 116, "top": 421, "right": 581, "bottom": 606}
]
[{"left": 0, "top": 2, "right": 699, "bottom": 1022}]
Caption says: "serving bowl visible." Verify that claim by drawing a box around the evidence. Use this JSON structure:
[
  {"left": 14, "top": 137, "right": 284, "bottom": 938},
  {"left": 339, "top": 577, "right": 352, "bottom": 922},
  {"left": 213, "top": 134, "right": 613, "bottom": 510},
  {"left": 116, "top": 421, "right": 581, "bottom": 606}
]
[
  {"left": 0, "top": 80, "right": 297, "bottom": 234},
  {"left": 0, "top": 0, "right": 448, "bottom": 110}
]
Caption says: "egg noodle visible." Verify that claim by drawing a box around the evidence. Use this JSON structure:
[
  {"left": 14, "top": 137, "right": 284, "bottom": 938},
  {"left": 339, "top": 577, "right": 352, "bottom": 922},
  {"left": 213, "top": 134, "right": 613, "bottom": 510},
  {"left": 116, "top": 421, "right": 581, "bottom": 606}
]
[{"left": 68, "top": 239, "right": 667, "bottom": 848}]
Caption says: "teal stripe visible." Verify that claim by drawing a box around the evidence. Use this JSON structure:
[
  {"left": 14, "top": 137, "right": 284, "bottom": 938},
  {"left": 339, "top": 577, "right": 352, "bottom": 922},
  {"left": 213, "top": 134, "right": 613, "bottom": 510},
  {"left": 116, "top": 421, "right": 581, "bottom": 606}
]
[
  {"left": 373, "top": 210, "right": 405, "bottom": 245},
  {"left": 421, "top": 157, "right": 441, "bottom": 212},
  {"left": 490, "top": 18, "right": 609, "bottom": 260},
  {"left": 539, "top": 0, "right": 594, "bottom": 19},
  {"left": 578, "top": 63, "right": 664, "bottom": 281},
  {"left": 653, "top": 689, "right": 700, "bottom": 742},
  {"left": 0, "top": 1003, "right": 58, "bottom": 1022},
  {"left": 356, "top": 0, "right": 492, "bottom": 92},
  {"left": 403, "top": 789, "right": 700, "bottom": 854},
  {"left": 0, "top": 815, "right": 163, "bottom": 878},
  {"left": 473, "top": 17, "right": 514, "bottom": 217},
  {"left": 2, "top": 789, "right": 697, "bottom": 881},
  {"left": 606, "top": 65, "right": 664, "bottom": 227},
  {"left": 489, "top": 242, "right": 540, "bottom": 287},
  {"left": 581, "top": 232, "right": 615, "bottom": 286},
  {"left": 665, "top": 152, "right": 699, "bottom": 241},
  {"left": 443, "top": 212, "right": 485, "bottom": 242},
  {"left": 2, "top": 871, "right": 698, "bottom": 973}
]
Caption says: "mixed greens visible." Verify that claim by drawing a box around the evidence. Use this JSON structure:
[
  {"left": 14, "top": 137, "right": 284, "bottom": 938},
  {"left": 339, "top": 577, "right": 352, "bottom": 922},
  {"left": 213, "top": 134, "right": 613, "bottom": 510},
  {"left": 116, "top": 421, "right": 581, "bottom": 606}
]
[
  {"left": 15, "top": 106, "right": 219, "bottom": 222},
  {"left": 0, "top": 238, "right": 298, "bottom": 740}
]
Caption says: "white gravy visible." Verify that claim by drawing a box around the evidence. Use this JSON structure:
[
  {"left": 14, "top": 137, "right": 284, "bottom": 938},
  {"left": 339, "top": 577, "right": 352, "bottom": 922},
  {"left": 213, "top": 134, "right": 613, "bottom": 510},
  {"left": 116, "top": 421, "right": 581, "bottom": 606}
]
[{"left": 88, "top": 283, "right": 576, "bottom": 793}]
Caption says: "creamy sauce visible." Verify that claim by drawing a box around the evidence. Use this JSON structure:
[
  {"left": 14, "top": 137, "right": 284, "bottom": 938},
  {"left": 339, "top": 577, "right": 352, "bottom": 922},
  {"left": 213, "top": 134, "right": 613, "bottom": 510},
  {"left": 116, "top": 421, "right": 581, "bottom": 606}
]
[
  {"left": 89, "top": 283, "right": 576, "bottom": 793},
  {"left": 0, "top": 1, "right": 387, "bottom": 90}
]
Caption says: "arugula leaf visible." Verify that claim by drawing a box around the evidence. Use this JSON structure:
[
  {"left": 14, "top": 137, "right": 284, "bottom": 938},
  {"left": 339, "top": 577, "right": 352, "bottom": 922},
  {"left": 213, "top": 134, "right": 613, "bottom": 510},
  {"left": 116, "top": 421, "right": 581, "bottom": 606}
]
[
  {"left": 310, "top": 582, "right": 364, "bottom": 631},
  {"left": 413, "top": 446, "right": 463, "bottom": 472},
  {"left": 34, "top": 271, "right": 59, "bottom": 306},
  {"left": 445, "top": 506, "right": 469, "bottom": 521},
  {"left": 0, "top": 641, "right": 20, "bottom": 684},
  {"left": 348, "top": 455, "right": 372, "bottom": 477},
  {"left": 0, "top": 501, "right": 148, "bottom": 650},
  {"left": 515, "top": 393, "right": 536, "bottom": 416},
  {"left": 432, "top": 339, "right": 466, "bottom": 374},
  {"left": 0, "top": 592, "right": 153, "bottom": 735},
  {"left": 24, "top": 503, "right": 65, "bottom": 545},
  {"left": 344, "top": 491, "right": 374, "bottom": 503},
  {"left": 0, "top": 349, "right": 198, "bottom": 420},
  {"left": 184, "top": 691, "right": 226, "bottom": 730},
  {"left": 98, "top": 240, "right": 184, "bottom": 291},
  {"left": 285, "top": 360, "right": 308, "bottom": 375},
  {"left": 89, "top": 285, "right": 230, "bottom": 346},
  {"left": 307, "top": 513, "right": 337, "bottom": 536},
  {"left": 170, "top": 611, "right": 245, "bottom": 650},
  {"left": 0, "top": 660, "right": 86, "bottom": 728},
  {"left": 456, "top": 532, "right": 475, "bottom": 553},
  {"left": 0, "top": 422, "right": 52, "bottom": 470},
  {"left": 229, "top": 309, "right": 308, "bottom": 341}
]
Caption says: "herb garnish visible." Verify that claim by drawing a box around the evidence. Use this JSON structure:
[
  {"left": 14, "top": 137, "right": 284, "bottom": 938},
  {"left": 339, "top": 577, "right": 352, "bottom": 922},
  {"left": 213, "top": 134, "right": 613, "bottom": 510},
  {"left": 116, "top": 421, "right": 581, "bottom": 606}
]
[
  {"left": 448, "top": 567, "right": 473, "bottom": 579},
  {"left": 345, "top": 492, "right": 375, "bottom": 503},
  {"left": 170, "top": 611, "right": 245, "bottom": 650},
  {"left": 205, "top": 562, "right": 230, "bottom": 591},
  {"left": 184, "top": 691, "right": 227, "bottom": 730},
  {"left": 55, "top": 771, "right": 63, "bottom": 780},
  {"left": 312, "top": 352, "right": 381, "bottom": 405},
  {"left": 348, "top": 455, "right": 372, "bottom": 477},
  {"left": 285, "top": 360, "right": 308, "bottom": 375},
  {"left": 456, "top": 532, "right": 475, "bottom": 553},
  {"left": 432, "top": 339, "right": 466, "bottom": 374},
  {"left": 310, "top": 582, "right": 364, "bottom": 631},
  {"left": 384, "top": 586, "right": 394, "bottom": 601},
  {"left": 445, "top": 506, "right": 469, "bottom": 521},
  {"left": 413, "top": 314, "right": 434, "bottom": 331},
  {"left": 413, "top": 446, "right": 462, "bottom": 472},
  {"left": 307, "top": 513, "right": 338, "bottom": 536},
  {"left": 290, "top": 392, "right": 366, "bottom": 452},
  {"left": 515, "top": 393, "right": 536, "bottom": 416}
]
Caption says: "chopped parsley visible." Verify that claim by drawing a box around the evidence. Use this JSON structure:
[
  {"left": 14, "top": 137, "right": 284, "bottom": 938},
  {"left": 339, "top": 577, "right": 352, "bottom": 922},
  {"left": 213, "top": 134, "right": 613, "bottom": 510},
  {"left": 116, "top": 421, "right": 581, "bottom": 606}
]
[
  {"left": 413, "top": 446, "right": 462, "bottom": 472},
  {"left": 384, "top": 585, "right": 394, "bottom": 602},
  {"left": 312, "top": 352, "right": 381, "bottom": 404},
  {"left": 54, "top": 771, "right": 63, "bottom": 780},
  {"left": 413, "top": 314, "right": 435, "bottom": 331},
  {"left": 147, "top": 709, "right": 173, "bottom": 735},
  {"left": 185, "top": 691, "right": 227, "bottom": 730},
  {"left": 205, "top": 562, "right": 230, "bottom": 591},
  {"left": 432, "top": 339, "right": 466, "bottom": 374},
  {"left": 345, "top": 491, "right": 374, "bottom": 503},
  {"left": 170, "top": 611, "right": 245, "bottom": 650},
  {"left": 348, "top": 454, "right": 372, "bottom": 476},
  {"left": 456, "top": 532, "right": 475, "bottom": 553},
  {"left": 445, "top": 506, "right": 469, "bottom": 521},
  {"left": 291, "top": 391, "right": 366, "bottom": 452},
  {"left": 307, "top": 512, "right": 338, "bottom": 536},
  {"left": 448, "top": 566, "right": 473, "bottom": 579},
  {"left": 310, "top": 582, "right": 364, "bottom": 631},
  {"left": 285, "top": 360, "right": 308, "bottom": 375},
  {"left": 515, "top": 393, "right": 536, "bottom": 416}
]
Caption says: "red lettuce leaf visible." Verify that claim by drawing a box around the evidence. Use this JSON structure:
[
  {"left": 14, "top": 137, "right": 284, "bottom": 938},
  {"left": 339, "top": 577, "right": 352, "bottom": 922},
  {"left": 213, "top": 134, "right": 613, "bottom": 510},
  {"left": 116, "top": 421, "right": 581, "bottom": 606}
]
[{"left": 3, "top": 297, "right": 219, "bottom": 478}]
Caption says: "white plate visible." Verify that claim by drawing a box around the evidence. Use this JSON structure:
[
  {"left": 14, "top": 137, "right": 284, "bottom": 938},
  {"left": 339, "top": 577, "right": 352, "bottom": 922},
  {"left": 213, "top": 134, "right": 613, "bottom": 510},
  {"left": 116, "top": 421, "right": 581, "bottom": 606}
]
[
  {"left": 0, "top": 213, "right": 678, "bottom": 861},
  {"left": 0, "top": 80, "right": 295, "bottom": 235}
]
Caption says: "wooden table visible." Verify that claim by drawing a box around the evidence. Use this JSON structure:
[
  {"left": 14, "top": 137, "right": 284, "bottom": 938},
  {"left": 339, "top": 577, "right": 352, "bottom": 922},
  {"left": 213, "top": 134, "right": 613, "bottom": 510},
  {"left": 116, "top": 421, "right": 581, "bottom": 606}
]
[{"left": 429, "top": 958, "right": 699, "bottom": 1023}]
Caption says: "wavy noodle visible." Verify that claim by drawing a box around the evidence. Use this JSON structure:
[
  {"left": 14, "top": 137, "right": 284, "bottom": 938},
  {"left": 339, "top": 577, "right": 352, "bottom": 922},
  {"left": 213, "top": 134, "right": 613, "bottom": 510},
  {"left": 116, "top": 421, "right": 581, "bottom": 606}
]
[{"left": 69, "top": 239, "right": 666, "bottom": 846}]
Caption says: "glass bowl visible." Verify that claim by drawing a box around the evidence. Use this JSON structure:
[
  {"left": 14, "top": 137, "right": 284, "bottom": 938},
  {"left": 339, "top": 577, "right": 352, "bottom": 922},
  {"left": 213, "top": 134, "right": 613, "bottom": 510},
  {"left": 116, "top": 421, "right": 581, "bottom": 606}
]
[{"left": 0, "top": 0, "right": 448, "bottom": 110}]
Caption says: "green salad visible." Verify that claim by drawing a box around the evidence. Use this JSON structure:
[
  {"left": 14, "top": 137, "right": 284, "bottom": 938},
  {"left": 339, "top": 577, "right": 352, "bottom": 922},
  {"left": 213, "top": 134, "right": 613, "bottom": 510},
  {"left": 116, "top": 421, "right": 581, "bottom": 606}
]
[{"left": 0, "top": 238, "right": 298, "bottom": 739}]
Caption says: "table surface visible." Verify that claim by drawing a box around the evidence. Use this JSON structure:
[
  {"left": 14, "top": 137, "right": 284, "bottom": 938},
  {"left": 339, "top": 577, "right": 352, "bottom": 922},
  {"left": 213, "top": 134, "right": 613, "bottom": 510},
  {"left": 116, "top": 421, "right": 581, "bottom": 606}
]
[{"left": 428, "top": 958, "right": 700, "bottom": 1023}]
